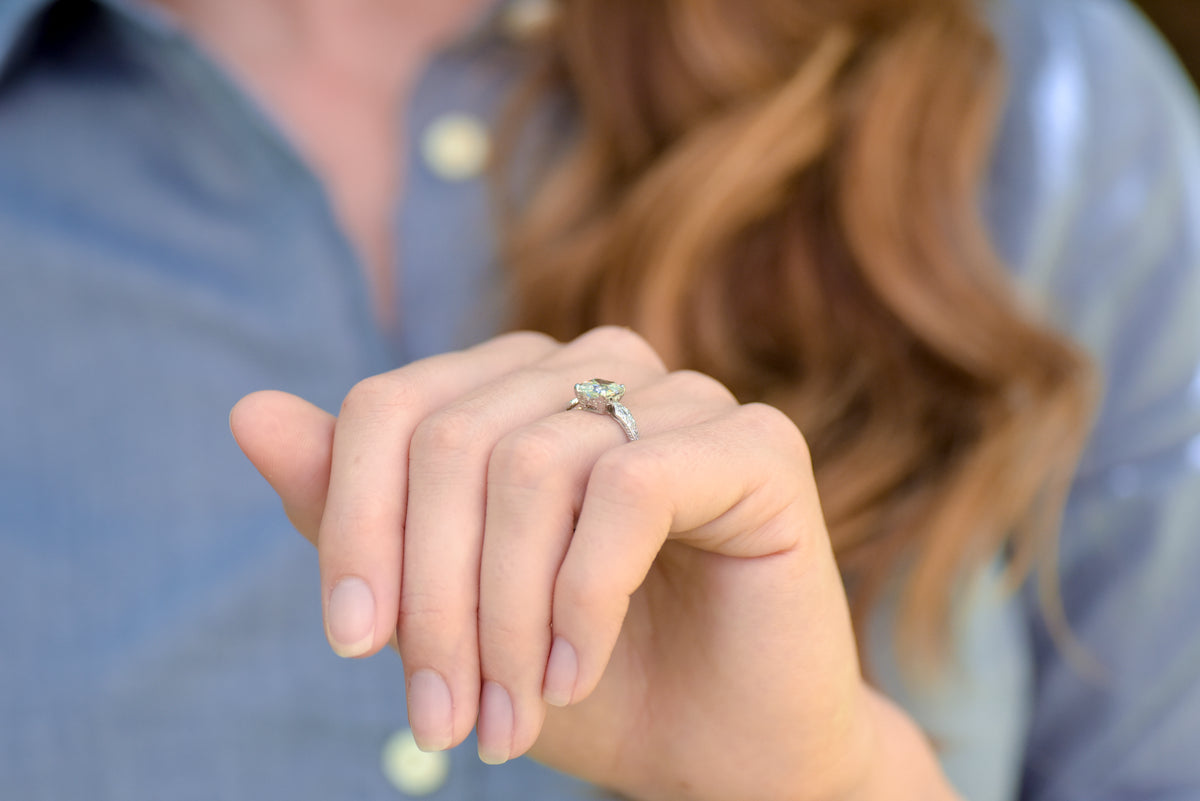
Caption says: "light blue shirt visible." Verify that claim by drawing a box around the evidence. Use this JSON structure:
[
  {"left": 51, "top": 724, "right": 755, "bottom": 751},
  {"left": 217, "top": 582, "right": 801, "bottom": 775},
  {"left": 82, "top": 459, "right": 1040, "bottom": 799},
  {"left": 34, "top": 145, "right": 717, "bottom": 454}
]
[{"left": 1, "top": 0, "right": 1197, "bottom": 799}]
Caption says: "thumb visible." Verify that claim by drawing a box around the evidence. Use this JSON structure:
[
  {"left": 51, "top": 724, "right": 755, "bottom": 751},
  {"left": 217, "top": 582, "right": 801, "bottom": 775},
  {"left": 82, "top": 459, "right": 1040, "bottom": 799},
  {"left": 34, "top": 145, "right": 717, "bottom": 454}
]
[{"left": 229, "top": 389, "right": 335, "bottom": 545}]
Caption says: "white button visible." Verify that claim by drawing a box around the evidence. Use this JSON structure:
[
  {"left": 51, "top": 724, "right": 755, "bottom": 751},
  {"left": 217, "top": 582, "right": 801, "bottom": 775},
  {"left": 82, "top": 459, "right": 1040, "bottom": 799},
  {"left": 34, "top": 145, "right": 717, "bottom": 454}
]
[
  {"left": 502, "top": 0, "right": 558, "bottom": 40},
  {"left": 421, "top": 114, "right": 490, "bottom": 181},
  {"left": 380, "top": 728, "right": 451, "bottom": 796}
]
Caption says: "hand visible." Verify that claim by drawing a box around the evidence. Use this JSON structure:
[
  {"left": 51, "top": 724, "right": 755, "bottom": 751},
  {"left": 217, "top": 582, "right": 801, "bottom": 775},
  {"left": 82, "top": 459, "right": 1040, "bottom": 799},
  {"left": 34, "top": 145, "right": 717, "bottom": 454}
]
[{"left": 230, "top": 327, "right": 914, "bottom": 801}]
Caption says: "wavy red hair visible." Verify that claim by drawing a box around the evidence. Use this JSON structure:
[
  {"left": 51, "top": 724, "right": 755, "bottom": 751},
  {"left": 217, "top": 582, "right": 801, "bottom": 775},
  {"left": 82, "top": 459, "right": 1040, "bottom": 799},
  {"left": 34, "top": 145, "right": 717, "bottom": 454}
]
[{"left": 495, "top": 0, "right": 1096, "bottom": 669}]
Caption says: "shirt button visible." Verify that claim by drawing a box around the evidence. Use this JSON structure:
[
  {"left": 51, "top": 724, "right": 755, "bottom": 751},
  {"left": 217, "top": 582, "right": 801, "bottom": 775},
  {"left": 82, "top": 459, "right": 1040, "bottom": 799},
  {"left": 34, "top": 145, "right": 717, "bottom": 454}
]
[
  {"left": 502, "top": 0, "right": 558, "bottom": 40},
  {"left": 380, "top": 728, "right": 451, "bottom": 796},
  {"left": 421, "top": 113, "right": 490, "bottom": 181}
]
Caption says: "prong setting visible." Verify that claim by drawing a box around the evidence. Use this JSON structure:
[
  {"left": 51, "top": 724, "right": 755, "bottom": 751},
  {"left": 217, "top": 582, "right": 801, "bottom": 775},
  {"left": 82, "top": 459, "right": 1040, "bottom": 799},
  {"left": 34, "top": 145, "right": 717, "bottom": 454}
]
[{"left": 566, "top": 379, "right": 639, "bottom": 441}]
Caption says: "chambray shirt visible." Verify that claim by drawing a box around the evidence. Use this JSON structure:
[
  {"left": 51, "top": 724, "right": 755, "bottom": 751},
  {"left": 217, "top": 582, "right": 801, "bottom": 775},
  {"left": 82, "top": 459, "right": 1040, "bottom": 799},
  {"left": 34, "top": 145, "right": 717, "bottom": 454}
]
[{"left": 1, "top": 0, "right": 1198, "bottom": 799}]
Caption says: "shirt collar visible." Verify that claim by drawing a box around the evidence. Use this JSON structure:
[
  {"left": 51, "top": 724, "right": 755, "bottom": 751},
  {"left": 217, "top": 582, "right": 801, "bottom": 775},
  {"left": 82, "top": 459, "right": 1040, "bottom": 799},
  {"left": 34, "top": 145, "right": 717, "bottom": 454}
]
[
  {"left": 0, "top": 0, "right": 52, "bottom": 80},
  {"left": 0, "top": 0, "right": 545, "bottom": 84},
  {"left": 0, "top": 0, "right": 181, "bottom": 83}
]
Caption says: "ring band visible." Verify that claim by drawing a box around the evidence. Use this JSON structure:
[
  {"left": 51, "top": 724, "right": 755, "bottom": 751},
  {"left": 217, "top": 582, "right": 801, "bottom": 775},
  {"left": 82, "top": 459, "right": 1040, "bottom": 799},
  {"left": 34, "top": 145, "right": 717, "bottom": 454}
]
[{"left": 567, "top": 378, "right": 640, "bottom": 441}]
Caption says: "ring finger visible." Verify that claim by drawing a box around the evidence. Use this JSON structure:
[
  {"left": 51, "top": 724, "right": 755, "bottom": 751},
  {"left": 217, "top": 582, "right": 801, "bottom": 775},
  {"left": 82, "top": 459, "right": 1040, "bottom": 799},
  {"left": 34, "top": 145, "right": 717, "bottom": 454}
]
[
  {"left": 399, "top": 352, "right": 664, "bottom": 751},
  {"left": 475, "top": 371, "right": 737, "bottom": 764}
]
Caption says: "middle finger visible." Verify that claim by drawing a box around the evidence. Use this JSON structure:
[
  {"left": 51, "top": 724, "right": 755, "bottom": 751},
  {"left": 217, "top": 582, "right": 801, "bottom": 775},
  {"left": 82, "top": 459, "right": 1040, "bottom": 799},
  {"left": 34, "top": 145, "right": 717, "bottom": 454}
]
[
  {"left": 474, "top": 370, "right": 736, "bottom": 764},
  {"left": 400, "top": 347, "right": 664, "bottom": 752}
]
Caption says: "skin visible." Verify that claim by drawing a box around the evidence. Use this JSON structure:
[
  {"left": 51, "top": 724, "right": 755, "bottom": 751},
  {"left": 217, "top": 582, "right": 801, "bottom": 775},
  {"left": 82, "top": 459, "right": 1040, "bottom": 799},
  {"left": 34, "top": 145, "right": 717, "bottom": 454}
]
[
  {"left": 149, "top": 0, "right": 488, "bottom": 327},
  {"left": 230, "top": 328, "right": 962, "bottom": 801},
  {"left": 168, "top": 0, "right": 965, "bottom": 796}
]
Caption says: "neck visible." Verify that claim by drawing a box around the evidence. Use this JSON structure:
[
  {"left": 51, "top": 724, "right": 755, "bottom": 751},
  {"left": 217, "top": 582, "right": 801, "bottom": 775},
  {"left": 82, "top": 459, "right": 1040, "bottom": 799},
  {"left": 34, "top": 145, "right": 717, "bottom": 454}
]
[
  {"left": 140, "top": 0, "right": 495, "bottom": 330},
  {"left": 149, "top": 0, "right": 488, "bottom": 76}
]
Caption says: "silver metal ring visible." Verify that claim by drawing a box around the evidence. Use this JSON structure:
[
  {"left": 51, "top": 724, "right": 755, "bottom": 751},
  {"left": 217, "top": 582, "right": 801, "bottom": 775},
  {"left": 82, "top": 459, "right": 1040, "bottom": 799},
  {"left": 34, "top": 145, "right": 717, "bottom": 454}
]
[{"left": 567, "top": 378, "right": 640, "bottom": 441}]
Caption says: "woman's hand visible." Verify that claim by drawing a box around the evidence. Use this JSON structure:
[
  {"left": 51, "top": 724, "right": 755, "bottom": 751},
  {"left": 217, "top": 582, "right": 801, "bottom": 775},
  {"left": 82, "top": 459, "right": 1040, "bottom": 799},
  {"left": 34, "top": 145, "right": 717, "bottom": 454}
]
[{"left": 229, "top": 327, "right": 951, "bottom": 801}]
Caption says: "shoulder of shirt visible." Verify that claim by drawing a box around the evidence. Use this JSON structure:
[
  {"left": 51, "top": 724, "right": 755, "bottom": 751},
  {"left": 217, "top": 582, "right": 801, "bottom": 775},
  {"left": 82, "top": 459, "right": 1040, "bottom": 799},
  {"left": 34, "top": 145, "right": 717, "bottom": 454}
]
[
  {"left": 988, "top": 0, "right": 1198, "bottom": 131},
  {"left": 984, "top": 0, "right": 1200, "bottom": 301},
  {"left": 987, "top": 0, "right": 1200, "bottom": 475}
]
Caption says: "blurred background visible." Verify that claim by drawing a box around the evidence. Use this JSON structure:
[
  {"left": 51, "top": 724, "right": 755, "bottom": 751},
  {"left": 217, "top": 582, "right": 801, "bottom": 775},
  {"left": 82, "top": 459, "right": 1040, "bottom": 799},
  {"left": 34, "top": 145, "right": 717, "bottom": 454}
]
[{"left": 1135, "top": 0, "right": 1199, "bottom": 85}]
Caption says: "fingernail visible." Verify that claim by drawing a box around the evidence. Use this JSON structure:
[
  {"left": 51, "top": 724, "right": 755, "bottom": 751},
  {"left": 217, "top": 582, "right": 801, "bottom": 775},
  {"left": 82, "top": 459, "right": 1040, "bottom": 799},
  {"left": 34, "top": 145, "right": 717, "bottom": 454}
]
[
  {"left": 408, "top": 669, "right": 453, "bottom": 751},
  {"left": 542, "top": 636, "right": 578, "bottom": 707},
  {"left": 477, "top": 681, "right": 514, "bottom": 766},
  {"left": 326, "top": 576, "right": 375, "bottom": 657}
]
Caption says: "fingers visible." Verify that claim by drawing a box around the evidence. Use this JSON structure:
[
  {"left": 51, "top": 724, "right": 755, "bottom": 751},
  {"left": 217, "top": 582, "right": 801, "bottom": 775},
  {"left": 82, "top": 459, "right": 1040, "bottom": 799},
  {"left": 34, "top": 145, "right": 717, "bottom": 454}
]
[
  {"left": 398, "top": 368, "right": 582, "bottom": 751},
  {"left": 318, "top": 332, "right": 558, "bottom": 660},
  {"left": 398, "top": 348, "right": 665, "bottom": 753},
  {"left": 239, "top": 326, "right": 811, "bottom": 772},
  {"left": 229, "top": 390, "right": 335, "bottom": 542},
  {"left": 547, "top": 402, "right": 815, "bottom": 706},
  {"left": 472, "top": 415, "right": 613, "bottom": 763},
  {"left": 314, "top": 321, "right": 662, "bottom": 681},
  {"left": 475, "top": 371, "right": 737, "bottom": 763}
]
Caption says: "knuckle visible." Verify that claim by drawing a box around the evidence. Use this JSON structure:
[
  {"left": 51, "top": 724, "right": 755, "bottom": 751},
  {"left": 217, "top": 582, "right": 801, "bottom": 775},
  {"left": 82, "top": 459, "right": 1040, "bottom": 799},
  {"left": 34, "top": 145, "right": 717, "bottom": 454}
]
[
  {"left": 575, "top": 326, "right": 666, "bottom": 371},
  {"left": 396, "top": 596, "right": 456, "bottom": 640},
  {"left": 739, "top": 403, "right": 812, "bottom": 465},
  {"left": 397, "top": 592, "right": 480, "bottom": 668},
  {"left": 340, "top": 373, "right": 415, "bottom": 420},
  {"left": 555, "top": 570, "right": 630, "bottom": 636},
  {"left": 321, "top": 503, "right": 390, "bottom": 544},
  {"left": 556, "top": 571, "right": 611, "bottom": 619},
  {"left": 489, "top": 425, "right": 570, "bottom": 491},
  {"left": 410, "top": 405, "right": 483, "bottom": 456},
  {"left": 590, "top": 448, "right": 663, "bottom": 504},
  {"left": 495, "top": 330, "right": 558, "bottom": 352},
  {"left": 665, "top": 369, "right": 737, "bottom": 404},
  {"left": 477, "top": 612, "right": 533, "bottom": 653}
]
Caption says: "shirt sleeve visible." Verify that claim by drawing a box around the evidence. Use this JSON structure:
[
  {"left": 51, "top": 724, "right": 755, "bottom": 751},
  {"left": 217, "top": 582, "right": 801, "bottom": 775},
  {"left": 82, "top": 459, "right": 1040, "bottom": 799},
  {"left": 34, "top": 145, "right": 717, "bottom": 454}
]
[{"left": 985, "top": 1, "right": 1200, "bottom": 798}]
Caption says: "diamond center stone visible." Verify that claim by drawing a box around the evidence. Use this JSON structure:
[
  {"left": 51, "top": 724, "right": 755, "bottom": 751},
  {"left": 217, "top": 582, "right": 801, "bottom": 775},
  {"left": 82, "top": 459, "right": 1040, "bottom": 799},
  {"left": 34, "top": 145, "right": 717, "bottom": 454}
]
[{"left": 574, "top": 378, "right": 625, "bottom": 411}]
